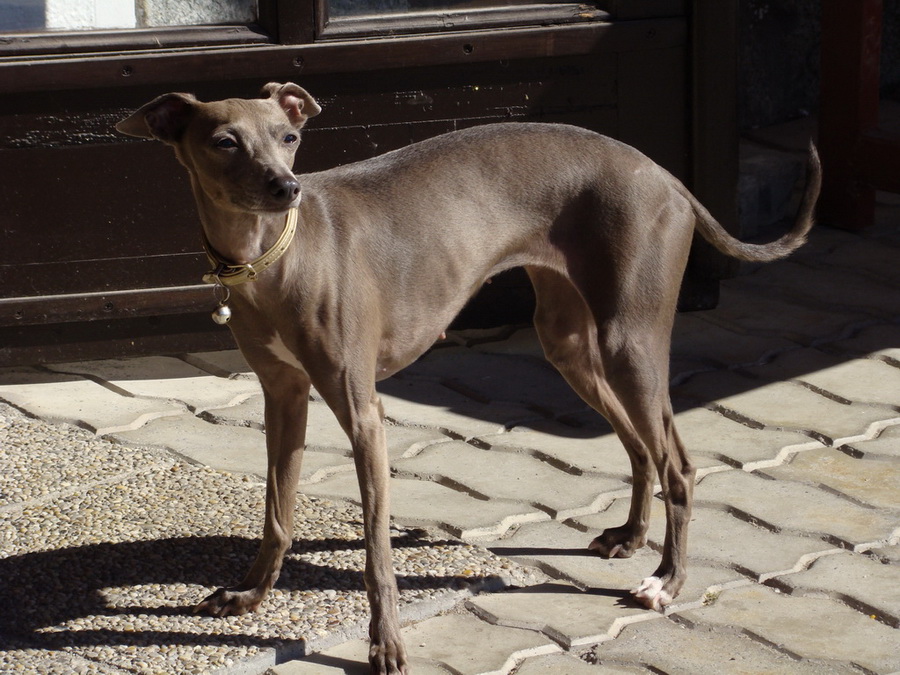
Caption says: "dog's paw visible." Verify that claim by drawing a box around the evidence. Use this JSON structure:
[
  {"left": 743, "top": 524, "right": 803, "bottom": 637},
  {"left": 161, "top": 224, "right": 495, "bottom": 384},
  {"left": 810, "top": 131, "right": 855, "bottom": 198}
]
[
  {"left": 369, "top": 637, "right": 408, "bottom": 675},
  {"left": 588, "top": 525, "right": 646, "bottom": 558},
  {"left": 631, "top": 576, "right": 672, "bottom": 612},
  {"left": 194, "top": 587, "right": 262, "bottom": 617}
]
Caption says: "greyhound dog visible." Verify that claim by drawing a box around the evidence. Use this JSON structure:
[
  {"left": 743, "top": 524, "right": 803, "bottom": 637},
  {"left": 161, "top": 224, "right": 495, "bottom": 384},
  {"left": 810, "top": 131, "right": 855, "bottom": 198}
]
[{"left": 117, "top": 82, "right": 820, "bottom": 673}]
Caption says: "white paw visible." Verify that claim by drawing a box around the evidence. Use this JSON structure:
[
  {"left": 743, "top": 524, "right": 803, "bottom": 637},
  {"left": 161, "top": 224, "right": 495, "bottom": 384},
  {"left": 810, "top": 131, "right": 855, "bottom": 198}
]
[{"left": 631, "top": 576, "right": 672, "bottom": 611}]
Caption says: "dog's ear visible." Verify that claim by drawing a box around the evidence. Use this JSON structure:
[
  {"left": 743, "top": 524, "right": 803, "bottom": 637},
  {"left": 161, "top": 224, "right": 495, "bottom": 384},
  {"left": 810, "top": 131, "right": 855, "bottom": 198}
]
[
  {"left": 261, "top": 82, "right": 321, "bottom": 128},
  {"left": 116, "top": 92, "right": 197, "bottom": 143}
]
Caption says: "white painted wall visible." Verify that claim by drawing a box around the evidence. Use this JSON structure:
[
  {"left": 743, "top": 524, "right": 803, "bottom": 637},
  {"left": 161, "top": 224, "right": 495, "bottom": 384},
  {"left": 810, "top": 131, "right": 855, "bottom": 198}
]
[
  {"left": 0, "top": 0, "right": 257, "bottom": 31},
  {"left": 46, "top": 0, "right": 136, "bottom": 29},
  {"left": 137, "top": 0, "right": 256, "bottom": 27}
]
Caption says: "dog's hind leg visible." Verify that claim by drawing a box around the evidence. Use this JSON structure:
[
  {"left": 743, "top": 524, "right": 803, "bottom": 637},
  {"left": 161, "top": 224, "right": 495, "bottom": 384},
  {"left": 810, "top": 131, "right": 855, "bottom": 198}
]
[
  {"left": 527, "top": 265, "right": 694, "bottom": 609},
  {"left": 528, "top": 267, "right": 654, "bottom": 557}
]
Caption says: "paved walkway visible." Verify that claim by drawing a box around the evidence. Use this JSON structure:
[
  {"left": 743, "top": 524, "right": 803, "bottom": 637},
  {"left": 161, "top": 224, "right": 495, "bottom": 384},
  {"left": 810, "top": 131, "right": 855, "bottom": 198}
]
[{"left": 2, "top": 164, "right": 899, "bottom": 671}]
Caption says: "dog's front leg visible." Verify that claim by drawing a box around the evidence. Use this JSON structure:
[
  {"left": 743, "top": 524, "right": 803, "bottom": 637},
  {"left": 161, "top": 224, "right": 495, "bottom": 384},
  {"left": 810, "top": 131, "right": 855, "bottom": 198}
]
[{"left": 196, "top": 373, "right": 310, "bottom": 616}]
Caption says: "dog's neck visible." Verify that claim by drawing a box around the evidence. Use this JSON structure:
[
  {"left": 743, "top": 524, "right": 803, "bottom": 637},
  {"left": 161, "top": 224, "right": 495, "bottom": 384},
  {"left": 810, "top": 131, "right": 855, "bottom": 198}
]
[{"left": 193, "top": 190, "right": 287, "bottom": 266}]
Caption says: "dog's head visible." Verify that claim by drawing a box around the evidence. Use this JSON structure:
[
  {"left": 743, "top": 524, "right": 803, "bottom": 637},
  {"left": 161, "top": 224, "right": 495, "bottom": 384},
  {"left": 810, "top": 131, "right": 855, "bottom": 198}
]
[{"left": 116, "top": 83, "right": 321, "bottom": 213}]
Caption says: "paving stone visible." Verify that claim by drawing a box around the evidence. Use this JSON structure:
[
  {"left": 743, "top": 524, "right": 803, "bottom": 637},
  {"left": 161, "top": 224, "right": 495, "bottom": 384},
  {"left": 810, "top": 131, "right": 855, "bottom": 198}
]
[
  {"left": 701, "top": 284, "right": 870, "bottom": 344},
  {"left": 180, "top": 349, "right": 255, "bottom": 379},
  {"left": 731, "top": 261, "right": 898, "bottom": 318},
  {"left": 574, "top": 498, "right": 835, "bottom": 583},
  {"left": 760, "top": 446, "right": 900, "bottom": 509},
  {"left": 675, "top": 584, "right": 900, "bottom": 673},
  {"left": 0, "top": 368, "right": 184, "bottom": 435},
  {"left": 269, "top": 639, "right": 451, "bottom": 675},
  {"left": 485, "top": 518, "right": 741, "bottom": 605},
  {"left": 770, "top": 551, "right": 900, "bottom": 627},
  {"left": 303, "top": 474, "right": 548, "bottom": 539},
  {"left": 378, "top": 378, "right": 539, "bottom": 439},
  {"left": 671, "top": 406, "right": 821, "bottom": 469},
  {"left": 516, "top": 652, "right": 641, "bottom": 674},
  {"left": 671, "top": 313, "right": 796, "bottom": 367},
  {"left": 46, "top": 356, "right": 262, "bottom": 413},
  {"left": 110, "top": 413, "right": 268, "bottom": 476},
  {"left": 203, "top": 394, "right": 453, "bottom": 458},
  {"left": 869, "top": 544, "right": 900, "bottom": 564},
  {"left": 594, "top": 615, "right": 857, "bottom": 674},
  {"left": 798, "top": 238, "right": 900, "bottom": 286},
  {"left": 470, "top": 326, "right": 546, "bottom": 358},
  {"left": 674, "top": 371, "right": 894, "bottom": 444},
  {"left": 745, "top": 348, "right": 900, "bottom": 410},
  {"left": 693, "top": 470, "right": 898, "bottom": 549},
  {"left": 298, "top": 449, "right": 355, "bottom": 485},
  {"left": 840, "top": 421, "right": 900, "bottom": 459},
  {"left": 283, "top": 612, "right": 562, "bottom": 674},
  {"left": 670, "top": 356, "right": 714, "bottom": 385},
  {"left": 468, "top": 581, "right": 657, "bottom": 648},
  {"left": 398, "top": 612, "right": 561, "bottom": 674},
  {"left": 202, "top": 391, "right": 266, "bottom": 427},
  {"left": 497, "top": 416, "right": 727, "bottom": 478},
  {"left": 828, "top": 323, "right": 900, "bottom": 362},
  {"left": 402, "top": 348, "right": 583, "bottom": 413},
  {"left": 394, "top": 440, "right": 624, "bottom": 519},
  {"left": 479, "top": 424, "right": 635, "bottom": 479}
]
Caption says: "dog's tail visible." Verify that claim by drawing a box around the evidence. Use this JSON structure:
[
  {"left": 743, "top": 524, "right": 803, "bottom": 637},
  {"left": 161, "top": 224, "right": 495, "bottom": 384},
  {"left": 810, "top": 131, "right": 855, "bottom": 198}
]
[{"left": 686, "top": 142, "right": 821, "bottom": 263}]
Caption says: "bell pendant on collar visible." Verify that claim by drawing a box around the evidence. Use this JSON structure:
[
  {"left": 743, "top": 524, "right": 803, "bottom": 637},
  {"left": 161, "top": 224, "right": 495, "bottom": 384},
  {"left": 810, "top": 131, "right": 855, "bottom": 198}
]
[
  {"left": 210, "top": 279, "right": 232, "bottom": 325},
  {"left": 212, "top": 302, "right": 232, "bottom": 325}
]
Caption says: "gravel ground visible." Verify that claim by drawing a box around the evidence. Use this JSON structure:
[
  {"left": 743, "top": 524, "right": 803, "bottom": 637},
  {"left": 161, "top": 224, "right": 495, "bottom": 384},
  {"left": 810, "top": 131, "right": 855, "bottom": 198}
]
[{"left": 0, "top": 403, "right": 540, "bottom": 674}]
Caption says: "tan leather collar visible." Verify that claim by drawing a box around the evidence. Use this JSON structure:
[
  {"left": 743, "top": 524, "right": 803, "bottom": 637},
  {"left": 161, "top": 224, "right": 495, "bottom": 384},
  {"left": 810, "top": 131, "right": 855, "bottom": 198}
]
[{"left": 202, "top": 206, "right": 298, "bottom": 287}]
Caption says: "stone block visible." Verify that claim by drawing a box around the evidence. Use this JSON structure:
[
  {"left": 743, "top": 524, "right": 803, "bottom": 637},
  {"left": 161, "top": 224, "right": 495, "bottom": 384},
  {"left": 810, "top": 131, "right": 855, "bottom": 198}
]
[
  {"left": 731, "top": 262, "right": 898, "bottom": 318},
  {"left": 518, "top": 652, "right": 642, "bottom": 674},
  {"left": 393, "top": 440, "right": 624, "bottom": 519},
  {"left": 0, "top": 368, "right": 184, "bottom": 435},
  {"left": 402, "top": 348, "right": 583, "bottom": 414},
  {"left": 703, "top": 285, "right": 869, "bottom": 344},
  {"left": 467, "top": 581, "right": 656, "bottom": 648},
  {"left": 745, "top": 348, "right": 900, "bottom": 410},
  {"left": 110, "top": 413, "right": 268, "bottom": 476},
  {"left": 398, "top": 612, "right": 560, "bottom": 673},
  {"left": 675, "top": 585, "right": 900, "bottom": 673},
  {"left": 47, "top": 356, "right": 261, "bottom": 413},
  {"left": 760, "top": 447, "right": 900, "bottom": 510},
  {"left": 595, "top": 615, "right": 856, "bottom": 674},
  {"left": 303, "top": 474, "right": 548, "bottom": 539},
  {"left": 575, "top": 497, "right": 832, "bottom": 583},
  {"left": 672, "top": 406, "right": 820, "bottom": 470},
  {"left": 771, "top": 551, "right": 900, "bottom": 627},
  {"left": 486, "top": 516, "right": 742, "bottom": 606},
  {"left": 694, "top": 470, "right": 898, "bottom": 549},
  {"left": 829, "top": 324, "right": 900, "bottom": 362},
  {"left": 675, "top": 372, "right": 893, "bottom": 445},
  {"left": 671, "top": 310, "right": 795, "bottom": 367},
  {"left": 378, "top": 378, "right": 539, "bottom": 439},
  {"left": 841, "top": 423, "right": 900, "bottom": 459}
]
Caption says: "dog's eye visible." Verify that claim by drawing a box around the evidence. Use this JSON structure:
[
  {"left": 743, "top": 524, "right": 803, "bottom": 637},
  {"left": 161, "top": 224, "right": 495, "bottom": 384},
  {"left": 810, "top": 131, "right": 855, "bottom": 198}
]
[
  {"left": 283, "top": 134, "right": 298, "bottom": 144},
  {"left": 215, "top": 137, "right": 238, "bottom": 149}
]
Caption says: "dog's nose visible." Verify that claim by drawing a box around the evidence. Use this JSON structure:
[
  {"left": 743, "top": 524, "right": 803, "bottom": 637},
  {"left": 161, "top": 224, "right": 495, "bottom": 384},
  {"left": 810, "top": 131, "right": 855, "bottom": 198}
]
[{"left": 268, "top": 176, "right": 300, "bottom": 203}]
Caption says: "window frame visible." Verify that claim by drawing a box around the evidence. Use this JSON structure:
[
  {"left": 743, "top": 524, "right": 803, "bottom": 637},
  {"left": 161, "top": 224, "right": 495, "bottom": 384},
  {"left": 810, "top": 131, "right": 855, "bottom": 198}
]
[{"left": 0, "top": 1, "right": 609, "bottom": 58}]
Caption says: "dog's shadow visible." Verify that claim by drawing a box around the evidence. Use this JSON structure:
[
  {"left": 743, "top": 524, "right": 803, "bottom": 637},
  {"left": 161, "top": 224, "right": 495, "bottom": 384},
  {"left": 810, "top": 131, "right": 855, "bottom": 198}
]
[{"left": 0, "top": 533, "right": 495, "bottom": 651}]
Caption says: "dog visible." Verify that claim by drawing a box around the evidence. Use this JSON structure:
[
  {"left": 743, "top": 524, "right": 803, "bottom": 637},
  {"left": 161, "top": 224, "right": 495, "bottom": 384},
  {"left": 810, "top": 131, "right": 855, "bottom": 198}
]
[{"left": 117, "top": 82, "right": 820, "bottom": 673}]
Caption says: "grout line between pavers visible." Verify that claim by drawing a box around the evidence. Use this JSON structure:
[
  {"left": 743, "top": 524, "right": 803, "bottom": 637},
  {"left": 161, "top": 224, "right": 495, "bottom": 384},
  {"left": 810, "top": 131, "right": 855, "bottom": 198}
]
[
  {"left": 739, "top": 439, "right": 829, "bottom": 472},
  {"left": 756, "top": 548, "right": 846, "bottom": 586}
]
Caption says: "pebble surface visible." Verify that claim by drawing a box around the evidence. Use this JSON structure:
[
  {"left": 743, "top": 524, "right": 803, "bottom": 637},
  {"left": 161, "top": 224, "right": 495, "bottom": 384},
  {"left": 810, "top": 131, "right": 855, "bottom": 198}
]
[{"left": 0, "top": 403, "right": 537, "bottom": 674}]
